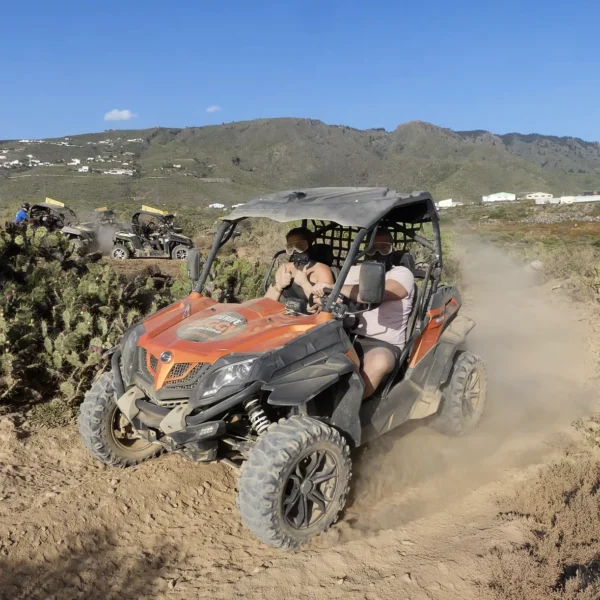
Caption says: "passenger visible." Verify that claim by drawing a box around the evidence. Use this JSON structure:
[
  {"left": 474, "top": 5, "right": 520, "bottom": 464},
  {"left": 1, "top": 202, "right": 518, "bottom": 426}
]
[
  {"left": 265, "top": 227, "right": 334, "bottom": 308},
  {"left": 313, "top": 229, "right": 415, "bottom": 397},
  {"left": 14, "top": 202, "right": 30, "bottom": 224}
]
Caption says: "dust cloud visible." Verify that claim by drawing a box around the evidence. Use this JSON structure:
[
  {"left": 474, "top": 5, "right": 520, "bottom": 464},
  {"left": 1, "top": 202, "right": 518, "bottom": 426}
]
[{"left": 337, "top": 237, "right": 598, "bottom": 538}]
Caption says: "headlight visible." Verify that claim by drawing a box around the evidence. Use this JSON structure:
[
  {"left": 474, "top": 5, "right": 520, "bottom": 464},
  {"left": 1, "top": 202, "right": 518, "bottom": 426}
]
[
  {"left": 120, "top": 322, "right": 145, "bottom": 386},
  {"left": 201, "top": 359, "right": 256, "bottom": 398}
]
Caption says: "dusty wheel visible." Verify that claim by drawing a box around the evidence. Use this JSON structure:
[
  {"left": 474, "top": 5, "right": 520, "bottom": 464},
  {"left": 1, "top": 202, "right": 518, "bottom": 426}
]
[
  {"left": 111, "top": 245, "right": 130, "bottom": 260},
  {"left": 238, "top": 416, "right": 351, "bottom": 550},
  {"left": 171, "top": 244, "right": 189, "bottom": 260},
  {"left": 78, "top": 372, "right": 162, "bottom": 467},
  {"left": 431, "top": 351, "right": 487, "bottom": 436}
]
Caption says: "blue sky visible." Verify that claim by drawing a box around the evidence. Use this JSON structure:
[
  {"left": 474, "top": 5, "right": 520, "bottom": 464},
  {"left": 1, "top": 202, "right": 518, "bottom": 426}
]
[{"left": 2, "top": 0, "right": 600, "bottom": 140}]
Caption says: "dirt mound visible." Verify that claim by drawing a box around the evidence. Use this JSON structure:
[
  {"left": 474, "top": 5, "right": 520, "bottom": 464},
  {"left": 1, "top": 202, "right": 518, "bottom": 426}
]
[{"left": 490, "top": 456, "right": 600, "bottom": 599}]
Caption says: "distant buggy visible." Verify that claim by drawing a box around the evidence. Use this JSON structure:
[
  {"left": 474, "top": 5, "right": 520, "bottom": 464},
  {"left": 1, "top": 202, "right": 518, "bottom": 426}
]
[
  {"left": 110, "top": 206, "right": 193, "bottom": 260},
  {"left": 30, "top": 200, "right": 94, "bottom": 251}
]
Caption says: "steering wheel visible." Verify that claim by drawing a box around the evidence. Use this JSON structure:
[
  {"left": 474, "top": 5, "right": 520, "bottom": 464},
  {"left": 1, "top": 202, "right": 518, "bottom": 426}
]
[{"left": 308, "top": 286, "right": 351, "bottom": 307}]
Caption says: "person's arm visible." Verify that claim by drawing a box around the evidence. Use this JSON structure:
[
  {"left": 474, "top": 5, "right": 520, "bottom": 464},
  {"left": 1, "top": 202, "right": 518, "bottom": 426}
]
[
  {"left": 295, "top": 263, "right": 334, "bottom": 300},
  {"left": 265, "top": 264, "right": 292, "bottom": 301}
]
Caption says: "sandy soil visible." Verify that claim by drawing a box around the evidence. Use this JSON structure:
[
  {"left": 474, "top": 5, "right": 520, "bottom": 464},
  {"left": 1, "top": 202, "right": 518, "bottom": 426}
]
[{"left": 1, "top": 239, "right": 599, "bottom": 600}]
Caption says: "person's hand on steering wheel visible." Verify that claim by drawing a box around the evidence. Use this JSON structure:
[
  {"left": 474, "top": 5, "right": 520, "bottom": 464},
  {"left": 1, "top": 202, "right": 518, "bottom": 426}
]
[{"left": 311, "top": 281, "right": 331, "bottom": 298}]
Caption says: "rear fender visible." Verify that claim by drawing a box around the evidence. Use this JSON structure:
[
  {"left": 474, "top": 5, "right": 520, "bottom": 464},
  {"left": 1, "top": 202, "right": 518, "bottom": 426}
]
[{"left": 405, "top": 315, "right": 475, "bottom": 419}]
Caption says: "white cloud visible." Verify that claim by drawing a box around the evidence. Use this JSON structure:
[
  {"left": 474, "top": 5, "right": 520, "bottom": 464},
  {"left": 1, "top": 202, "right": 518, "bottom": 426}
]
[
  {"left": 206, "top": 105, "right": 221, "bottom": 113},
  {"left": 104, "top": 109, "right": 137, "bottom": 122}
]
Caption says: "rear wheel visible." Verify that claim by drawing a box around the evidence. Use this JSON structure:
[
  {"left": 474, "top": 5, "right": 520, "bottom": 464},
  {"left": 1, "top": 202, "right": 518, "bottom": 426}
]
[
  {"left": 111, "top": 244, "right": 130, "bottom": 260},
  {"left": 431, "top": 351, "right": 487, "bottom": 436},
  {"left": 238, "top": 416, "right": 351, "bottom": 550},
  {"left": 171, "top": 244, "right": 189, "bottom": 260},
  {"left": 79, "top": 372, "right": 162, "bottom": 467}
]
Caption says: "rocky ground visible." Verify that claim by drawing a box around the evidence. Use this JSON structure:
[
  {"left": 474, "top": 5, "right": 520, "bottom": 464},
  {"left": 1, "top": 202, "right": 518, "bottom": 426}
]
[{"left": 1, "top": 239, "right": 599, "bottom": 600}]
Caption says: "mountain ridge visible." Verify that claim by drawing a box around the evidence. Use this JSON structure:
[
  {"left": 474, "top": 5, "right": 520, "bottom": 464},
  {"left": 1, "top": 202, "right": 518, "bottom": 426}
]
[{"left": 1, "top": 118, "right": 600, "bottom": 210}]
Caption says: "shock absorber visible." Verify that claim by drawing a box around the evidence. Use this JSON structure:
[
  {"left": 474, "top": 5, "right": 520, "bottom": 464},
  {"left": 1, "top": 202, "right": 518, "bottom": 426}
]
[{"left": 244, "top": 398, "right": 270, "bottom": 435}]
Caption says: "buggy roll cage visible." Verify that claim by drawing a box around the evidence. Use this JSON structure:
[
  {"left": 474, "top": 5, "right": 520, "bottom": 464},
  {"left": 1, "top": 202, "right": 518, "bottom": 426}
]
[
  {"left": 193, "top": 210, "right": 442, "bottom": 316},
  {"left": 30, "top": 204, "right": 78, "bottom": 227}
]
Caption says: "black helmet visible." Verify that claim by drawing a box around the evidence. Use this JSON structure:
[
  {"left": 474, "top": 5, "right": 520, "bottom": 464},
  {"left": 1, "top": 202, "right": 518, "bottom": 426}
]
[{"left": 22, "top": 202, "right": 30, "bottom": 211}]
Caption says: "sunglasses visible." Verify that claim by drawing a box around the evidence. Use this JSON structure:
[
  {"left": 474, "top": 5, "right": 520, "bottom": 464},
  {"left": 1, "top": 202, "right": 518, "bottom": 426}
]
[
  {"left": 366, "top": 242, "right": 393, "bottom": 256},
  {"left": 285, "top": 240, "right": 309, "bottom": 255}
]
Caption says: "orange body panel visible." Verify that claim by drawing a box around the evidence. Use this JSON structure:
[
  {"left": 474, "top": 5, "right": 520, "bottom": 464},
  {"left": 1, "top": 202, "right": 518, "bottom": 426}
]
[
  {"left": 139, "top": 293, "right": 333, "bottom": 391},
  {"left": 408, "top": 296, "right": 459, "bottom": 368}
]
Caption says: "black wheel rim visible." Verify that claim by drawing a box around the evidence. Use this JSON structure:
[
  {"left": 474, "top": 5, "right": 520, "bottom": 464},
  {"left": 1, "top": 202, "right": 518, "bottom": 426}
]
[
  {"left": 113, "top": 247, "right": 127, "bottom": 260},
  {"left": 461, "top": 369, "right": 481, "bottom": 419},
  {"left": 175, "top": 249, "right": 187, "bottom": 259},
  {"left": 283, "top": 450, "right": 339, "bottom": 530},
  {"left": 109, "top": 406, "right": 153, "bottom": 452}
]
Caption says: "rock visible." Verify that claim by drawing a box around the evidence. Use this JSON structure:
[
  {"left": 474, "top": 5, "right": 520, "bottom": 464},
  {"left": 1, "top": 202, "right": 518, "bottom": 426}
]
[
  {"left": 401, "top": 540, "right": 415, "bottom": 546},
  {"left": 403, "top": 573, "right": 413, "bottom": 584},
  {"left": 168, "top": 578, "right": 177, "bottom": 590},
  {"left": 109, "top": 479, "right": 119, "bottom": 487},
  {"left": 529, "top": 260, "right": 544, "bottom": 271},
  {"left": 336, "top": 578, "right": 345, "bottom": 585}
]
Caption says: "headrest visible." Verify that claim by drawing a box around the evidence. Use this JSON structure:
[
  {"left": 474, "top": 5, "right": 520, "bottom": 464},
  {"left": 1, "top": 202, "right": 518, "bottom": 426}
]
[
  {"left": 308, "top": 243, "right": 334, "bottom": 267},
  {"left": 392, "top": 250, "right": 416, "bottom": 272}
]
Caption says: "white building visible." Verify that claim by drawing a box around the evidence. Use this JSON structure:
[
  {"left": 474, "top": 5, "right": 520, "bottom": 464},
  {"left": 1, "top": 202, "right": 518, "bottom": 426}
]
[
  {"left": 436, "top": 198, "right": 464, "bottom": 209},
  {"left": 231, "top": 203, "right": 245, "bottom": 208},
  {"left": 482, "top": 192, "right": 516, "bottom": 203},
  {"left": 173, "top": 164, "right": 182, "bottom": 169},
  {"left": 68, "top": 158, "right": 81, "bottom": 166},
  {"left": 103, "top": 168, "right": 133, "bottom": 176},
  {"left": 209, "top": 203, "right": 225, "bottom": 209},
  {"left": 78, "top": 166, "right": 89, "bottom": 173},
  {"left": 572, "top": 195, "right": 600, "bottom": 204},
  {"left": 525, "top": 192, "right": 553, "bottom": 201}
]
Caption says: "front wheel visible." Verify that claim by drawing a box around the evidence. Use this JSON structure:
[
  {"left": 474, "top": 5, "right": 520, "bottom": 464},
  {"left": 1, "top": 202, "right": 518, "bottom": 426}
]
[
  {"left": 78, "top": 372, "right": 162, "bottom": 467},
  {"left": 431, "top": 351, "right": 487, "bottom": 436},
  {"left": 171, "top": 244, "right": 190, "bottom": 260},
  {"left": 238, "top": 416, "right": 351, "bottom": 550},
  {"left": 111, "top": 244, "right": 130, "bottom": 260}
]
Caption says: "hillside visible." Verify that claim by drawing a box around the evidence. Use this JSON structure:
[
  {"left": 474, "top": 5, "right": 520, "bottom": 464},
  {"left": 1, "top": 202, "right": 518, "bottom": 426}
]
[{"left": 2, "top": 119, "right": 600, "bottom": 214}]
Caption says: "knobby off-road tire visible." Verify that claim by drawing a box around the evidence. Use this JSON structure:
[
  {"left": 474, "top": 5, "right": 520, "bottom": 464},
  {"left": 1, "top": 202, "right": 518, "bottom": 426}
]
[
  {"left": 238, "top": 416, "right": 351, "bottom": 550},
  {"left": 171, "top": 244, "right": 189, "bottom": 260},
  {"left": 431, "top": 351, "right": 487, "bottom": 436},
  {"left": 78, "top": 372, "right": 162, "bottom": 467},
  {"left": 111, "top": 245, "right": 130, "bottom": 260}
]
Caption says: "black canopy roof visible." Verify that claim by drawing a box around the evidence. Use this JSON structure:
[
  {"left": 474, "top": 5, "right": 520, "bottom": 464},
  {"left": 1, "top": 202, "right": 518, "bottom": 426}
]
[{"left": 226, "top": 187, "right": 436, "bottom": 229}]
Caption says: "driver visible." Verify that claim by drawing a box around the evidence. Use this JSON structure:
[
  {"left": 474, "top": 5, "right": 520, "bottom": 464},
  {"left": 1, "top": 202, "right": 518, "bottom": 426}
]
[
  {"left": 313, "top": 229, "right": 415, "bottom": 398},
  {"left": 14, "top": 203, "right": 30, "bottom": 224},
  {"left": 265, "top": 227, "right": 334, "bottom": 307}
]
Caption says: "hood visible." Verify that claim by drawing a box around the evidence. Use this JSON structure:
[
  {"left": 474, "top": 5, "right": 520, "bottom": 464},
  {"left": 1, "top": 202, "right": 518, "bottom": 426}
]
[
  {"left": 137, "top": 295, "right": 332, "bottom": 389},
  {"left": 167, "top": 232, "right": 192, "bottom": 244}
]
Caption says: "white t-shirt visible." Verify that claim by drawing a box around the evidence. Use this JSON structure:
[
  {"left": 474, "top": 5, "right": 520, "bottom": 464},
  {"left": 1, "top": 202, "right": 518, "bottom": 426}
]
[{"left": 345, "top": 265, "right": 415, "bottom": 348}]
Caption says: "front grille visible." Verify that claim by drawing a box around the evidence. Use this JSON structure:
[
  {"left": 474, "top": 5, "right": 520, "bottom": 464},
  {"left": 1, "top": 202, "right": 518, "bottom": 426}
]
[
  {"left": 164, "top": 362, "right": 210, "bottom": 390},
  {"left": 140, "top": 348, "right": 158, "bottom": 378},
  {"left": 167, "top": 362, "right": 191, "bottom": 379}
]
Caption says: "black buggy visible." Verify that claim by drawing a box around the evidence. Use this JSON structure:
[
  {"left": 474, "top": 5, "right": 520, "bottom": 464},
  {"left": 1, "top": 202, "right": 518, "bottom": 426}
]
[{"left": 110, "top": 207, "right": 193, "bottom": 260}]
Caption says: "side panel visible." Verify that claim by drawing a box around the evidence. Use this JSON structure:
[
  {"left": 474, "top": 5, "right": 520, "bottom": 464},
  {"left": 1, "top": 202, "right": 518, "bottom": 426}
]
[{"left": 408, "top": 286, "right": 461, "bottom": 368}]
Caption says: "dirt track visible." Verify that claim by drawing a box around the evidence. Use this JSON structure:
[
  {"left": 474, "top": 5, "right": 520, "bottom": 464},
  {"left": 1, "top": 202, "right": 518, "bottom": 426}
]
[{"left": 1, "top": 239, "right": 599, "bottom": 599}]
